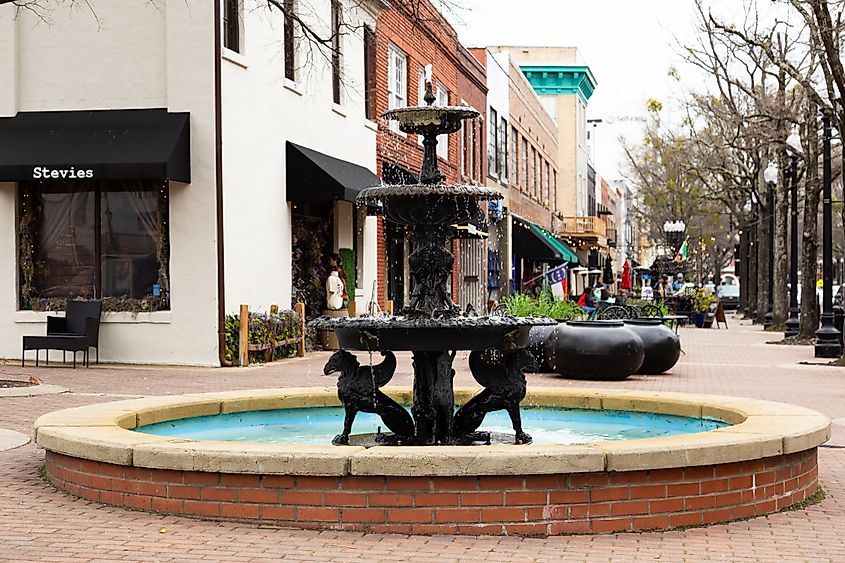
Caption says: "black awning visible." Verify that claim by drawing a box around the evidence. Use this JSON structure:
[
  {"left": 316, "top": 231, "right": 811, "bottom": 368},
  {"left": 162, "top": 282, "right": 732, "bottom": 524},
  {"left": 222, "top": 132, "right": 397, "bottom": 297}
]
[
  {"left": 286, "top": 142, "right": 379, "bottom": 202},
  {"left": 0, "top": 109, "right": 190, "bottom": 183},
  {"left": 512, "top": 214, "right": 580, "bottom": 264}
]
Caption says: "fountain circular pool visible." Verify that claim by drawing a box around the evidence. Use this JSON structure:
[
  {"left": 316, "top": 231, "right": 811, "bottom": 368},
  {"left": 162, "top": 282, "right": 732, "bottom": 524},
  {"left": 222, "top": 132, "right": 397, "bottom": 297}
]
[
  {"left": 133, "top": 406, "right": 729, "bottom": 446},
  {"left": 34, "top": 387, "right": 830, "bottom": 537}
]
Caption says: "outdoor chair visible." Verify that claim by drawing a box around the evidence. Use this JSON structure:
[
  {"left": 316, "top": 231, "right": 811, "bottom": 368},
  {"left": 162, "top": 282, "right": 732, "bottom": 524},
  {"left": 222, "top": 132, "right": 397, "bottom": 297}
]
[
  {"left": 22, "top": 300, "right": 102, "bottom": 368},
  {"left": 596, "top": 305, "right": 635, "bottom": 320}
]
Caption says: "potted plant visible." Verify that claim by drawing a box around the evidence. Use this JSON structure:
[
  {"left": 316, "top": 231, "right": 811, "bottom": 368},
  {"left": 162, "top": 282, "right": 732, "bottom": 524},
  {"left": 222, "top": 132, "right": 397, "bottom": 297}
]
[{"left": 693, "top": 289, "right": 714, "bottom": 328}]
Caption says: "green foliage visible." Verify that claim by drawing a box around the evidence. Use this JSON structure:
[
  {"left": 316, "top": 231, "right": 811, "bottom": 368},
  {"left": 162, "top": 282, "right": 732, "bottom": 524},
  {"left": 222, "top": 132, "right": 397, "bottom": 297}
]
[
  {"left": 292, "top": 218, "right": 328, "bottom": 319},
  {"left": 339, "top": 247, "right": 356, "bottom": 295},
  {"left": 693, "top": 289, "right": 717, "bottom": 313},
  {"left": 503, "top": 292, "right": 584, "bottom": 320},
  {"left": 224, "top": 308, "right": 303, "bottom": 366},
  {"left": 28, "top": 296, "right": 169, "bottom": 314}
]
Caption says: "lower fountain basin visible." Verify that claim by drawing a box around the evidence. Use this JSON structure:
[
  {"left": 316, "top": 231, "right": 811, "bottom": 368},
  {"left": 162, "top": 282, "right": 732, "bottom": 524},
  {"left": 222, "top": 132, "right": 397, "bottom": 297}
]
[
  {"left": 35, "top": 388, "right": 830, "bottom": 537},
  {"left": 309, "top": 315, "right": 555, "bottom": 351},
  {"left": 133, "top": 405, "right": 728, "bottom": 445}
]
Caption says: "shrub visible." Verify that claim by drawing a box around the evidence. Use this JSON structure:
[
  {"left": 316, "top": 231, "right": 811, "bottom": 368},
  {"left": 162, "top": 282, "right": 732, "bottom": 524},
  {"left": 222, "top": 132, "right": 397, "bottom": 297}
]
[
  {"left": 224, "top": 308, "right": 303, "bottom": 366},
  {"left": 502, "top": 292, "right": 583, "bottom": 320}
]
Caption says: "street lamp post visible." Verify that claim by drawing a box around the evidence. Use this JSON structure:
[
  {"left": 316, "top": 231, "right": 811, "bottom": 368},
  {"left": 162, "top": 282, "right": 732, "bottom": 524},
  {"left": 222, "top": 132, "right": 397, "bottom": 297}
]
[
  {"left": 763, "top": 162, "right": 778, "bottom": 329},
  {"left": 815, "top": 114, "right": 842, "bottom": 357},
  {"left": 785, "top": 128, "right": 802, "bottom": 338}
]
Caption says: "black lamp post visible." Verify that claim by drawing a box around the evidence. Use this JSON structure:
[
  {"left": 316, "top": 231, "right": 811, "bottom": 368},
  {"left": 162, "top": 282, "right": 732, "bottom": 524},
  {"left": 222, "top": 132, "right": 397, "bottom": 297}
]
[
  {"left": 785, "top": 128, "right": 802, "bottom": 338},
  {"left": 763, "top": 162, "right": 778, "bottom": 329},
  {"left": 815, "top": 113, "right": 842, "bottom": 357}
]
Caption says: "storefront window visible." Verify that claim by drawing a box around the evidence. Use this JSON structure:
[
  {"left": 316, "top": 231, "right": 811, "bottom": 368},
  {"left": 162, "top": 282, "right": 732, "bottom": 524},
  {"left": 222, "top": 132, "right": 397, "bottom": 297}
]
[{"left": 18, "top": 180, "right": 169, "bottom": 311}]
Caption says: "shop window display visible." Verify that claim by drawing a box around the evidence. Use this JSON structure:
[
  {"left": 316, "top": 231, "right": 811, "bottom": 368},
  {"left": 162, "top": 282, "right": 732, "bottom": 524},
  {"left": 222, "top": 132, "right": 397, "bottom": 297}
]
[{"left": 18, "top": 180, "right": 169, "bottom": 312}]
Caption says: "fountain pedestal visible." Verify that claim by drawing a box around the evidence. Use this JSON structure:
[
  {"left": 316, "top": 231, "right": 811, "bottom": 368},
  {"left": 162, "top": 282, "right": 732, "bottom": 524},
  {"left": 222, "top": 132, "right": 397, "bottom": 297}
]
[{"left": 310, "top": 76, "right": 554, "bottom": 445}]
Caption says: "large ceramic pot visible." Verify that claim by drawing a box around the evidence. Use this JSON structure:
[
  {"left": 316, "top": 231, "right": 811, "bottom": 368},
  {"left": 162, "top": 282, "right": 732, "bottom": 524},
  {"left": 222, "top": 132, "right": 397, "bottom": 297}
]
[
  {"left": 623, "top": 319, "right": 681, "bottom": 374},
  {"left": 545, "top": 320, "right": 644, "bottom": 381},
  {"left": 526, "top": 324, "right": 559, "bottom": 372}
]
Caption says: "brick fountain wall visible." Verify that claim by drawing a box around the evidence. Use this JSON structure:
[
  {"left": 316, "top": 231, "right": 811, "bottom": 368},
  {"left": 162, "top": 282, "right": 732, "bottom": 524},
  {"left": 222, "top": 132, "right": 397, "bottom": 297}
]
[{"left": 45, "top": 448, "right": 819, "bottom": 536}]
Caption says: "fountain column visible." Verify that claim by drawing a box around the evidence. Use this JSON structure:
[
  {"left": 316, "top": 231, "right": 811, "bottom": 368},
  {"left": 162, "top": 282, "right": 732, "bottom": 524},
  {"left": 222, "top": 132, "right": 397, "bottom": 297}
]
[{"left": 411, "top": 350, "right": 455, "bottom": 444}]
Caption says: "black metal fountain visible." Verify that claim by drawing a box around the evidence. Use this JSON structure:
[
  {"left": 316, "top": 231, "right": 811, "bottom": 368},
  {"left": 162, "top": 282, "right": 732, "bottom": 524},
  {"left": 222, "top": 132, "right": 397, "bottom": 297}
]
[{"left": 310, "top": 72, "right": 554, "bottom": 446}]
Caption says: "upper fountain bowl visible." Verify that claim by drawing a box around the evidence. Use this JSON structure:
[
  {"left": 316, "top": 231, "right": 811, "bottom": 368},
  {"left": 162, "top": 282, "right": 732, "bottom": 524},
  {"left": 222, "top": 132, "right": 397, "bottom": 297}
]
[
  {"left": 382, "top": 106, "right": 479, "bottom": 136},
  {"left": 357, "top": 183, "right": 502, "bottom": 226}
]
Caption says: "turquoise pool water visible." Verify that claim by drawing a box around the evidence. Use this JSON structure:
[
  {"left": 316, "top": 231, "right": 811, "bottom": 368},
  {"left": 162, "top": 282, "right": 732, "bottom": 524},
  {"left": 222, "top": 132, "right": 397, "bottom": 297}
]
[{"left": 134, "top": 407, "right": 728, "bottom": 446}]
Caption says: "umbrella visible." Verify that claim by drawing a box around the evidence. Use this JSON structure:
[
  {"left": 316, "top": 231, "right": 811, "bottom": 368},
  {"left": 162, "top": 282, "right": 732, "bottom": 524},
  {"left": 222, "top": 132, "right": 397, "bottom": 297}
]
[
  {"left": 621, "top": 260, "right": 632, "bottom": 290},
  {"left": 602, "top": 257, "right": 614, "bottom": 285}
]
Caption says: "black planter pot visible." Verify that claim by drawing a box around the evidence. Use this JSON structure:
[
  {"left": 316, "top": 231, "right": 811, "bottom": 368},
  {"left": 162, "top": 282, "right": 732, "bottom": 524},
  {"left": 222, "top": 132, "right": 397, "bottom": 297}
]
[
  {"left": 526, "top": 324, "right": 559, "bottom": 372},
  {"left": 545, "top": 320, "right": 645, "bottom": 380},
  {"left": 623, "top": 319, "right": 681, "bottom": 374}
]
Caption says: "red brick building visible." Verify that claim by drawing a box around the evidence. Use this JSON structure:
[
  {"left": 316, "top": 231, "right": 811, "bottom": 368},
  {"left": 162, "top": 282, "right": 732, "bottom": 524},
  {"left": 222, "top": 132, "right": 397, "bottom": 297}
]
[{"left": 372, "top": 0, "right": 487, "bottom": 311}]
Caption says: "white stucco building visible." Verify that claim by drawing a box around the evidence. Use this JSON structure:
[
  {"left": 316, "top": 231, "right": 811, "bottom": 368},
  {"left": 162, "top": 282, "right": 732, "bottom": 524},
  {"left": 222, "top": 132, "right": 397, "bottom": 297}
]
[{"left": 0, "top": 0, "right": 382, "bottom": 365}]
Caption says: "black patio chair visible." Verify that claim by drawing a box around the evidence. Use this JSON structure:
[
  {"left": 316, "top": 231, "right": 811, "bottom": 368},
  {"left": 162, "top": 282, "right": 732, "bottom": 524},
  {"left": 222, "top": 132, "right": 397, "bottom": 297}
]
[
  {"left": 22, "top": 300, "right": 102, "bottom": 368},
  {"left": 596, "top": 305, "right": 635, "bottom": 320},
  {"left": 640, "top": 304, "right": 664, "bottom": 317}
]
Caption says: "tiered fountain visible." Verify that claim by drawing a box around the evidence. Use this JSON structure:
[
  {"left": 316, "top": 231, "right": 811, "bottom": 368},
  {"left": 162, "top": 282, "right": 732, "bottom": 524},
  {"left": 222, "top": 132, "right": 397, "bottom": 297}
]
[
  {"left": 34, "top": 68, "right": 830, "bottom": 537},
  {"left": 311, "top": 70, "right": 555, "bottom": 446}
]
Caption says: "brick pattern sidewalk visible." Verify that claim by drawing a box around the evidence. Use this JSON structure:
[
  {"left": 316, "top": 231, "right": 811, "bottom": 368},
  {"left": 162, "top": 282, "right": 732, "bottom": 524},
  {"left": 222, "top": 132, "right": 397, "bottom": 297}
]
[{"left": 1, "top": 317, "right": 844, "bottom": 561}]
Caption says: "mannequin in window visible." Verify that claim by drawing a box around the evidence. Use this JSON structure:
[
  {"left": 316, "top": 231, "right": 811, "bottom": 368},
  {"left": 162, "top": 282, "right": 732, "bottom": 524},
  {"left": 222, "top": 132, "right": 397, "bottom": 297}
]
[{"left": 326, "top": 270, "right": 345, "bottom": 310}]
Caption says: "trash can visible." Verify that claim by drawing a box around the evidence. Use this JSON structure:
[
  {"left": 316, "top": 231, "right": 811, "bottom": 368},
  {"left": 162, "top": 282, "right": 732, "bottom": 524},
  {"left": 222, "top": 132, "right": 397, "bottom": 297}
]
[{"left": 834, "top": 306, "right": 845, "bottom": 346}]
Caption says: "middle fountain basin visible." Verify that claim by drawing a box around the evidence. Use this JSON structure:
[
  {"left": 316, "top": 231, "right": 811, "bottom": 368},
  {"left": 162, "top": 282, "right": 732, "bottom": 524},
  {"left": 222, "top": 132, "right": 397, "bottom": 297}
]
[{"left": 310, "top": 315, "right": 556, "bottom": 351}]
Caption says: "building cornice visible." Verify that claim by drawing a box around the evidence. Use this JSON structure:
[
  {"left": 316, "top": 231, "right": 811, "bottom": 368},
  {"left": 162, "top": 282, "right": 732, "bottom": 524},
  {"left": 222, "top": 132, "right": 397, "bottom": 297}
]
[{"left": 519, "top": 65, "right": 597, "bottom": 105}]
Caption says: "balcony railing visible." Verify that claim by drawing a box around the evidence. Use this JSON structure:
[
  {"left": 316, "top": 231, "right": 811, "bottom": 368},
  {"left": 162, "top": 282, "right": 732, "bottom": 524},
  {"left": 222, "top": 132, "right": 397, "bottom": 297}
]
[{"left": 558, "top": 216, "right": 607, "bottom": 239}]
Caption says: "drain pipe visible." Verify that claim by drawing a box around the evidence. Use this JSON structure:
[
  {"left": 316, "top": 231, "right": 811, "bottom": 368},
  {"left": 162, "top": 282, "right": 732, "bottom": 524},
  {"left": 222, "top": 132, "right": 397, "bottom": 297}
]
[{"left": 213, "top": 0, "right": 232, "bottom": 367}]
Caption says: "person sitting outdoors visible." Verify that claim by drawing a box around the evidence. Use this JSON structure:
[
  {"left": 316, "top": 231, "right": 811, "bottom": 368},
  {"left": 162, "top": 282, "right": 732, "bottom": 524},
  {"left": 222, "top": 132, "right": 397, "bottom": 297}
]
[
  {"left": 616, "top": 288, "right": 629, "bottom": 305},
  {"left": 656, "top": 275, "right": 670, "bottom": 299},
  {"left": 578, "top": 286, "right": 597, "bottom": 318},
  {"left": 672, "top": 273, "right": 685, "bottom": 293}
]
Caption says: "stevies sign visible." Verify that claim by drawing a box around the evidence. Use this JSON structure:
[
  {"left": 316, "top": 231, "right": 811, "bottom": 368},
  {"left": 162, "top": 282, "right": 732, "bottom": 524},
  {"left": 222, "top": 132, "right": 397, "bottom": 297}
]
[{"left": 32, "top": 166, "right": 94, "bottom": 180}]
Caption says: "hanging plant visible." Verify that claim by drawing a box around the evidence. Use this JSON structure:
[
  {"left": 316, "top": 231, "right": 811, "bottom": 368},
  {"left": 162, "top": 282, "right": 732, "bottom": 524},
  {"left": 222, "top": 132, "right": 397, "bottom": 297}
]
[{"left": 18, "top": 185, "right": 37, "bottom": 310}]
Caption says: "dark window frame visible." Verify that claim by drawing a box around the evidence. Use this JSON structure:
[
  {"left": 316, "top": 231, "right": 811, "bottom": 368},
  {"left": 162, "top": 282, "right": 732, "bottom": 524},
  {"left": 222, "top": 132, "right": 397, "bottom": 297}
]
[
  {"left": 224, "top": 0, "right": 240, "bottom": 53},
  {"left": 18, "top": 180, "right": 170, "bottom": 310},
  {"left": 363, "top": 25, "right": 376, "bottom": 120},
  {"left": 283, "top": 0, "right": 296, "bottom": 81},
  {"left": 331, "top": 0, "right": 342, "bottom": 105}
]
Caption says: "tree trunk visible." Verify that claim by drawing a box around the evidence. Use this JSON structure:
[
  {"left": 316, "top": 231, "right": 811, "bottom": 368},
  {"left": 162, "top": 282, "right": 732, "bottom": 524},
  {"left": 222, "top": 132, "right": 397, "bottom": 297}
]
[
  {"left": 772, "top": 67, "right": 789, "bottom": 329},
  {"left": 738, "top": 229, "right": 748, "bottom": 313},
  {"left": 773, "top": 160, "right": 790, "bottom": 328},
  {"left": 756, "top": 193, "right": 771, "bottom": 324},
  {"left": 748, "top": 213, "right": 759, "bottom": 319},
  {"left": 800, "top": 110, "right": 820, "bottom": 338}
]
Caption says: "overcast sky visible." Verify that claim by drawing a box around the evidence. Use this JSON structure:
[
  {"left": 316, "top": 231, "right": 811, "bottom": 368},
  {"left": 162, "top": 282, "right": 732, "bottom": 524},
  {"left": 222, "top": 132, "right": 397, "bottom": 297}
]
[{"left": 444, "top": 0, "right": 704, "bottom": 180}]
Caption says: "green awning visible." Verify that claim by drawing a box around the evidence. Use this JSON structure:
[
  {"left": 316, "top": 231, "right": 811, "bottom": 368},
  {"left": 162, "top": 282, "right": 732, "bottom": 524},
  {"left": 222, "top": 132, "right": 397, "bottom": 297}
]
[
  {"left": 512, "top": 214, "right": 580, "bottom": 264},
  {"left": 529, "top": 223, "right": 579, "bottom": 263}
]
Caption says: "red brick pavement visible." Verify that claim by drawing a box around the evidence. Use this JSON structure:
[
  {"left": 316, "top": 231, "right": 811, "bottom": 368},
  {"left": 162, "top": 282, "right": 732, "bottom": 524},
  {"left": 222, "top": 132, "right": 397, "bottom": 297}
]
[{"left": 1, "top": 316, "right": 844, "bottom": 561}]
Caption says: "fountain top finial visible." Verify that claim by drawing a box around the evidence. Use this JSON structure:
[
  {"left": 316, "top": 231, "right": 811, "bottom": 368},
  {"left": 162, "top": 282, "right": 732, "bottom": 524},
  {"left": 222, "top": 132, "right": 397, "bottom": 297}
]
[{"left": 424, "top": 64, "right": 436, "bottom": 106}]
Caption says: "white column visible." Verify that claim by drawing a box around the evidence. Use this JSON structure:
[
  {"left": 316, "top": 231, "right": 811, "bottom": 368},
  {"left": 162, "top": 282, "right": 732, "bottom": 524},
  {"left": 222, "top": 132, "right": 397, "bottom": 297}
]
[{"left": 359, "top": 214, "right": 378, "bottom": 314}]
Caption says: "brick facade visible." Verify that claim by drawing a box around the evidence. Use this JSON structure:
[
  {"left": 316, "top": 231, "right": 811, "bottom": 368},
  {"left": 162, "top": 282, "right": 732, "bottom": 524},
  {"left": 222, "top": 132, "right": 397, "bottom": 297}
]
[
  {"left": 46, "top": 447, "right": 820, "bottom": 537},
  {"left": 373, "top": 0, "right": 486, "bottom": 308}
]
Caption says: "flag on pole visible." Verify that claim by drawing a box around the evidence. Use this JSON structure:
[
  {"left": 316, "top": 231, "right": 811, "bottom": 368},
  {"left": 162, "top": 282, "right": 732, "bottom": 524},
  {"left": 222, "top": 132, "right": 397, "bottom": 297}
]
[
  {"left": 545, "top": 264, "right": 569, "bottom": 300},
  {"left": 674, "top": 238, "right": 689, "bottom": 263}
]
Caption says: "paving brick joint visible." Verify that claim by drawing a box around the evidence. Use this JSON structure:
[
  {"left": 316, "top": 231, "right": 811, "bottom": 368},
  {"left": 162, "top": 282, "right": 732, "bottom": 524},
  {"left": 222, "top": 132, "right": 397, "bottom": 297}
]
[{"left": 2, "top": 319, "right": 845, "bottom": 561}]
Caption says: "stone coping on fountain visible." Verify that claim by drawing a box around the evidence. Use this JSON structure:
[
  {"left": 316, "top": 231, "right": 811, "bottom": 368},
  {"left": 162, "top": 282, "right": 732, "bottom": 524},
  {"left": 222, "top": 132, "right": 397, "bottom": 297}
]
[{"left": 34, "top": 388, "right": 830, "bottom": 477}]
